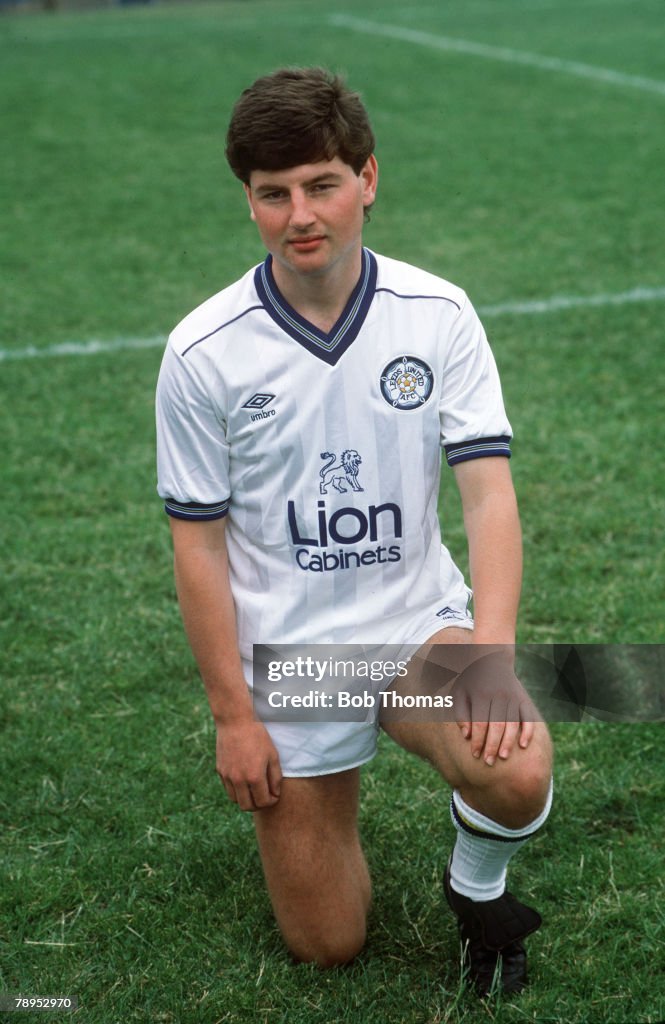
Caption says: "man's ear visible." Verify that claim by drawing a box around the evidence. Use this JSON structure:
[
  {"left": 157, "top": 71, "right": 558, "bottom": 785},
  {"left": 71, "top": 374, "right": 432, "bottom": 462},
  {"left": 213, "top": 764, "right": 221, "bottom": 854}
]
[
  {"left": 360, "top": 155, "right": 379, "bottom": 207},
  {"left": 243, "top": 184, "right": 257, "bottom": 222}
]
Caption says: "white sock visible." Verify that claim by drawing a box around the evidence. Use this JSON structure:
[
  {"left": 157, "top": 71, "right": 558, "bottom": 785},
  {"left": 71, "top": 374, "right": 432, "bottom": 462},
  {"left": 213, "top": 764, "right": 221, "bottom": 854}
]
[{"left": 449, "top": 779, "right": 553, "bottom": 901}]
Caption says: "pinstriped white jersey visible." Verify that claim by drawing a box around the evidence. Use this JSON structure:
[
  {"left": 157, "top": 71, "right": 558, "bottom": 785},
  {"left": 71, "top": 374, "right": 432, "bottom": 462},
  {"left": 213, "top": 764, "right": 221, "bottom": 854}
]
[{"left": 156, "top": 249, "right": 511, "bottom": 659}]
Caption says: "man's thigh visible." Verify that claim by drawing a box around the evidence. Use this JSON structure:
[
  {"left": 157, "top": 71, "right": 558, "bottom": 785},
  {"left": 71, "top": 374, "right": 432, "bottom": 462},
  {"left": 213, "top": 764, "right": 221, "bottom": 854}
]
[
  {"left": 253, "top": 769, "right": 371, "bottom": 964},
  {"left": 381, "top": 625, "right": 475, "bottom": 784},
  {"left": 381, "top": 628, "right": 553, "bottom": 827}
]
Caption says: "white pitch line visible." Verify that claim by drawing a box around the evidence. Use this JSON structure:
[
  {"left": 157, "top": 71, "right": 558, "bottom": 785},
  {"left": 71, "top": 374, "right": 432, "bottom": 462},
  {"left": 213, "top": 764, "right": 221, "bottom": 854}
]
[
  {"left": 1, "top": 286, "right": 665, "bottom": 363},
  {"left": 478, "top": 285, "right": 665, "bottom": 317},
  {"left": 329, "top": 15, "right": 665, "bottom": 98},
  {"left": 0, "top": 335, "right": 165, "bottom": 363}
]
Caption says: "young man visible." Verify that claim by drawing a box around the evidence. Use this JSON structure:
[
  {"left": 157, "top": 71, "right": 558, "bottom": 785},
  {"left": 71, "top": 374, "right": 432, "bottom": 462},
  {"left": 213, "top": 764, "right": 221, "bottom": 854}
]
[{"left": 156, "top": 67, "right": 553, "bottom": 996}]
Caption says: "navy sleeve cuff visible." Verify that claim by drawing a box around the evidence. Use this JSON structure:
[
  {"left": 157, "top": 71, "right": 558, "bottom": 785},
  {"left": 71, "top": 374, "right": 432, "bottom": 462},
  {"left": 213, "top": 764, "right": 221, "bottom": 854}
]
[
  {"left": 444, "top": 435, "right": 512, "bottom": 467},
  {"left": 164, "top": 498, "right": 230, "bottom": 521}
]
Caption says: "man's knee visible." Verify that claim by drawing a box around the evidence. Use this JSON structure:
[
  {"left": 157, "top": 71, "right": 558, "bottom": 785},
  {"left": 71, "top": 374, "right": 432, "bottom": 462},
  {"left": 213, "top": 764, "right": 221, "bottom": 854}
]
[
  {"left": 472, "top": 724, "right": 553, "bottom": 827},
  {"left": 515, "top": 723, "right": 553, "bottom": 807},
  {"left": 286, "top": 920, "right": 367, "bottom": 968}
]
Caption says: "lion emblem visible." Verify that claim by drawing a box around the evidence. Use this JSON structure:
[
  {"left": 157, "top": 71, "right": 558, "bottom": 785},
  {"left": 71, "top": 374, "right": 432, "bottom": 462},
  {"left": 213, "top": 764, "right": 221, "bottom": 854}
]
[{"left": 319, "top": 450, "right": 364, "bottom": 494}]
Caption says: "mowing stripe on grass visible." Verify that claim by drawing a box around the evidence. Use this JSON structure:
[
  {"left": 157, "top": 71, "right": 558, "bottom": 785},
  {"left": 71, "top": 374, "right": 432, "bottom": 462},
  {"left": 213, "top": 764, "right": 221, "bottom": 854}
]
[
  {"left": 329, "top": 15, "right": 665, "bottom": 98},
  {"left": 2, "top": 286, "right": 665, "bottom": 362}
]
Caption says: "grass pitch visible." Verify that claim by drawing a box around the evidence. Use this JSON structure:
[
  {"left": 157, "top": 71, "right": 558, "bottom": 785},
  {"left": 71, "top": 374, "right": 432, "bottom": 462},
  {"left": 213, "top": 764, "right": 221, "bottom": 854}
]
[{"left": 1, "top": 1, "right": 664, "bottom": 1022}]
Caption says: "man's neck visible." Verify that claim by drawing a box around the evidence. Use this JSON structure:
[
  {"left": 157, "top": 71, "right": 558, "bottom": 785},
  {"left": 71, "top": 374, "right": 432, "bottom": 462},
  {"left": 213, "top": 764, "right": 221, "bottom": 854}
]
[{"left": 270, "top": 248, "right": 364, "bottom": 335}]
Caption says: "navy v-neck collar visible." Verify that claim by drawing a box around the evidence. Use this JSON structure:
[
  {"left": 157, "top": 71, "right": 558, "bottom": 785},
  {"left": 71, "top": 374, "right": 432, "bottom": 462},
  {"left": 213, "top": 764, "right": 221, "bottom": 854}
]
[{"left": 254, "top": 248, "right": 377, "bottom": 367}]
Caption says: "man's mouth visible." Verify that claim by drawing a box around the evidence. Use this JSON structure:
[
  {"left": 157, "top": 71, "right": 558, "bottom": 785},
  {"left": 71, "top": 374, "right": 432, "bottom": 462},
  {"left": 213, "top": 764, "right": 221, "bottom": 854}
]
[{"left": 289, "top": 236, "right": 326, "bottom": 251}]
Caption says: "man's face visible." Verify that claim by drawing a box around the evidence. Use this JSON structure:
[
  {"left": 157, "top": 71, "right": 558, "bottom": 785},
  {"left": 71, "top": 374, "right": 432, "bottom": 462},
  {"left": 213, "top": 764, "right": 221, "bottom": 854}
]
[{"left": 244, "top": 155, "right": 378, "bottom": 281}]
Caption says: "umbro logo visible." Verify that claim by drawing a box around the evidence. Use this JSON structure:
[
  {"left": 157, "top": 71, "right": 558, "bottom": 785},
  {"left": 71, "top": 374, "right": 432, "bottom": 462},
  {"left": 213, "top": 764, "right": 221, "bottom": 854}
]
[
  {"left": 436, "top": 606, "right": 464, "bottom": 621},
  {"left": 242, "top": 393, "right": 275, "bottom": 410},
  {"left": 243, "top": 392, "right": 277, "bottom": 423}
]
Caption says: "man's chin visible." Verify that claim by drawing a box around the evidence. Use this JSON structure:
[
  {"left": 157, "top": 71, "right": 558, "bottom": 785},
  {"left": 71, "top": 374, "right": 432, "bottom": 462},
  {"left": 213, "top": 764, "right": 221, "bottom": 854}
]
[{"left": 279, "top": 251, "right": 332, "bottom": 277}]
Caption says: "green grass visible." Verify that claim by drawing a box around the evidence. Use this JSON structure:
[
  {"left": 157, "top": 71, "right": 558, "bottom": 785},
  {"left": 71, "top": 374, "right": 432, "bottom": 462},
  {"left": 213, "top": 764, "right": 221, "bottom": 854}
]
[{"left": 1, "top": 1, "right": 664, "bottom": 1021}]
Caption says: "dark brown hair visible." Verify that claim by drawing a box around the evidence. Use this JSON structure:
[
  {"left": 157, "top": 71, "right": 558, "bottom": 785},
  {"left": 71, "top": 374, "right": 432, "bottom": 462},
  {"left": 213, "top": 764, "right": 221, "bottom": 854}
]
[{"left": 225, "top": 67, "right": 375, "bottom": 183}]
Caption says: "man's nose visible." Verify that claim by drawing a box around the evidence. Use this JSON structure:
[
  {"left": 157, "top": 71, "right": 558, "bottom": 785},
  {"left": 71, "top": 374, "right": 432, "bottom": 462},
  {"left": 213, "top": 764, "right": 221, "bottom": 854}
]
[{"left": 289, "top": 190, "right": 316, "bottom": 228}]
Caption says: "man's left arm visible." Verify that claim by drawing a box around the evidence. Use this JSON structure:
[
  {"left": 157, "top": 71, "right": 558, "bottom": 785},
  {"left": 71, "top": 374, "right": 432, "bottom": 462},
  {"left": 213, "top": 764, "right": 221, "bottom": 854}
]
[{"left": 453, "top": 456, "right": 536, "bottom": 764}]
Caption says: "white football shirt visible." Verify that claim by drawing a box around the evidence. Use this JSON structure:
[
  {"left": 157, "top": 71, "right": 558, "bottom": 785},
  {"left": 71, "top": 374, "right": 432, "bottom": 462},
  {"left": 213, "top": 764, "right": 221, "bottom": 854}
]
[{"left": 156, "top": 249, "right": 512, "bottom": 659}]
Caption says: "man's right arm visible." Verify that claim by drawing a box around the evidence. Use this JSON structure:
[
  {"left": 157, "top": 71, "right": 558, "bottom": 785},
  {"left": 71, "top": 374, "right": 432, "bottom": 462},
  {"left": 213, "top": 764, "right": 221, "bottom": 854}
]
[{"left": 169, "top": 516, "right": 282, "bottom": 811}]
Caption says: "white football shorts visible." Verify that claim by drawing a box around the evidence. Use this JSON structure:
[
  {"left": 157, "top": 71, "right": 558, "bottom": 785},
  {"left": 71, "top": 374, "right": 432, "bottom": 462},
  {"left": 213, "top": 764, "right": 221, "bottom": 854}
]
[{"left": 243, "top": 588, "right": 473, "bottom": 778}]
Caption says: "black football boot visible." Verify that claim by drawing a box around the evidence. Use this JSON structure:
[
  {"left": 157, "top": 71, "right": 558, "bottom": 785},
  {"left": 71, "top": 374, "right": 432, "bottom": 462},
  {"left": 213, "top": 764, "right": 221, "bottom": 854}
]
[{"left": 444, "top": 859, "right": 542, "bottom": 996}]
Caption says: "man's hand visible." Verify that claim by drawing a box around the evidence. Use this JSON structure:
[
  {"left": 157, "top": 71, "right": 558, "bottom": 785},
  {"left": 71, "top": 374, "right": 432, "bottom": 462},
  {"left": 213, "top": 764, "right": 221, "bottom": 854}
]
[
  {"left": 454, "top": 649, "right": 540, "bottom": 766},
  {"left": 215, "top": 720, "right": 283, "bottom": 811}
]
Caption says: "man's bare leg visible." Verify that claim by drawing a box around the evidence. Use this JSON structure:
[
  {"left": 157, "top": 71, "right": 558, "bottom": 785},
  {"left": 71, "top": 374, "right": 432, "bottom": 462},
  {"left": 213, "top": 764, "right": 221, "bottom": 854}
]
[
  {"left": 253, "top": 768, "right": 370, "bottom": 967},
  {"left": 382, "top": 628, "right": 553, "bottom": 826},
  {"left": 382, "top": 627, "right": 553, "bottom": 995}
]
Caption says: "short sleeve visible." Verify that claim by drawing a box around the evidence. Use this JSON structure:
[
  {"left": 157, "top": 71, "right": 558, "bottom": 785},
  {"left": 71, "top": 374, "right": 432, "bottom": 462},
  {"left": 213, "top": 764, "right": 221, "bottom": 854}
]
[
  {"left": 155, "top": 342, "right": 231, "bottom": 520},
  {"left": 439, "top": 296, "right": 512, "bottom": 467}
]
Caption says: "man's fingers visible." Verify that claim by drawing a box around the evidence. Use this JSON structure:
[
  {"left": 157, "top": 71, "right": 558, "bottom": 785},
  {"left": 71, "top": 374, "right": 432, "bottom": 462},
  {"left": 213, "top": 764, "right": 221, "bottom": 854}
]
[
  {"left": 221, "top": 778, "right": 238, "bottom": 805},
  {"left": 469, "top": 719, "right": 489, "bottom": 758},
  {"left": 480, "top": 720, "right": 508, "bottom": 765},
  {"left": 215, "top": 723, "right": 283, "bottom": 811},
  {"left": 219, "top": 771, "right": 272, "bottom": 811},
  {"left": 267, "top": 755, "right": 283, "bottom": 799},
  {"left": 497, "top": 720, "right": 521, "bottom": 759},
  {"left": 455, "top": 689, "right": 472, "bottom": 739},
  {"left": 519, "top": 716, "right": 536, "bottom": 748},
  {"left": 233, "top": 782, "right": 257, "bottom": 812},
  {"left": 239, "top": 777, "right": 281, "bottom": 811},
  {"left": 466, "top": 711, "right": 536, "bottom": 765}
]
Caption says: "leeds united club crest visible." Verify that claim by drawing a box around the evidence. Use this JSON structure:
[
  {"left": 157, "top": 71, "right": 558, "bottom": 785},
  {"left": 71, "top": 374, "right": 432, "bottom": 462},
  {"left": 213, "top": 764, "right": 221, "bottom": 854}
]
[{"left": 380, "top": 355, "right": 433, "bottom": 410}]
